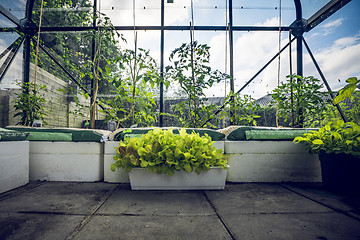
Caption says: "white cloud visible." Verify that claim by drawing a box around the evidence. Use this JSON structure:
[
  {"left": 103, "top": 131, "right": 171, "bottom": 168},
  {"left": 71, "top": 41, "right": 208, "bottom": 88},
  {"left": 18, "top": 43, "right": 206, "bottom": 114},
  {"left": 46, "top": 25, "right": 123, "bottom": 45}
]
[
  {"left": 304, "top": 34, "right": 360, "bottom": 90},
  {"left": 319, "top": 18, "right": 344, "bottom": 36},
  {"left": 321, "top": 18, "right": 343, "bottom": 29},
  {"left": 204, "top": 17, "right": 291, "bottom": 99}
]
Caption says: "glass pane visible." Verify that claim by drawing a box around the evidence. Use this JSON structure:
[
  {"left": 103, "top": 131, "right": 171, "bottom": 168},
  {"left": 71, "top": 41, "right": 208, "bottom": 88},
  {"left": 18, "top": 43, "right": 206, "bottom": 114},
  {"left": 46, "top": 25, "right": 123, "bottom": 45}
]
[
  {"left": 0, "top": 0, "right": 26, "bottom": 21},
  {"left": 193, "top": 0, "right": 227, "bottom": 26},
  {"left": 165, "top": 0, "right": 191, "bottom": 26},
  {"left": 301, "top": 0, "right": 332, "bottom": 20},
  {"left": 33, "top": 0, "right": 94, "bottom": 27},
  {"left": 99, "top": 0, "right": 160, "bottom": 26},
  {"left": 0, "top": 13, "right": 17, "bottom": 28},
  {"left": 0, "top": 33, "right": 23, "bottom": 89},
  {"left": 233, "top": 0, "right": 295, "bottom": 26},
  {"left": 233, "top": 31, "right": 292, "bottom": 99}
]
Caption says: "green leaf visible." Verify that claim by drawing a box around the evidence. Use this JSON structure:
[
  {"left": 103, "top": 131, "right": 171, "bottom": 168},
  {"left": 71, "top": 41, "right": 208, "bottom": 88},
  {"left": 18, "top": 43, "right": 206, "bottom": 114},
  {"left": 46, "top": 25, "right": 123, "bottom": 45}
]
[{"left": 312, "top": 139, "right": 324, "bottom": 145}]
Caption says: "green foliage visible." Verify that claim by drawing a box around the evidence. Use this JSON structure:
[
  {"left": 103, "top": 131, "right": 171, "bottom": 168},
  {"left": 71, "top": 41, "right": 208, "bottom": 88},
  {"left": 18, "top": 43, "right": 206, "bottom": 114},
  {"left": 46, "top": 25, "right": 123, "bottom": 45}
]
[
  {"left": 13, "top": 82, "right": 48, "bottom": 126},
  {"left": 165, "top": 41, "right": 229, "bottom": 128},
  {"left": 272, "top": 75, "right": 330, "bottom": 127},
  {"left": 225, "top": 93, "right": 261, "bottom": 126},
  {"left": 111, "top": 128, "right": 228, "bottom": 175},
  {"left": 100, "top": 48, "right": 165, "bottom": 128},
  {"left": 32, "top": 0, "right": 125, "bottom": 127},
  {"left": 294, "top": 120, "right": 360, "bottom": 157},
  {"left": 333, "top": 77, "right": 360, "bottom": 105}
]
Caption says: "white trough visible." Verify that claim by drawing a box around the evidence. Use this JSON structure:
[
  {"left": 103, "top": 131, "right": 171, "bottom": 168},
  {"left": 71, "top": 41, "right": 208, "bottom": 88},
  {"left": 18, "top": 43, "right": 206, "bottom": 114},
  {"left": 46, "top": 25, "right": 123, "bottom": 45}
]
[
  {"left": 0, "top": 141, "right": 29, "bottom": 193},
  {"left": 104, "top": 141, "right": 225, "bottom": 183},
  {"left": 29, "top": 142, "right": 104, "bottom": 182},
  {"left": 225, "top": 141, "right": 321, "bottom": 182}
]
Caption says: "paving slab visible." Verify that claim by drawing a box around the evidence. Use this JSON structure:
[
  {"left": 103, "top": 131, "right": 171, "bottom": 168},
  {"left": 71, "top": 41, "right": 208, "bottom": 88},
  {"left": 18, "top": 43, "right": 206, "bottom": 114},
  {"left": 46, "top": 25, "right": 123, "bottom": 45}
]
[
  {"left": 217, "top": 212, "right": 360, "bottom": 240},
  {"left": 205, "top": 183, "right": 332, "bottom": 214},
  {"left": 97, "top": 184, "right": 214, "bottom": 216},
  {"left": 74, "top": 215, "right": 232, "bottom": 240},
  {"left": 281, "top": 182, "right": 360, "bottom": 220},
  {"left": 1, "top": 182, "right": 360, "bottom": 240},
  {"left": 0, "top": 182, "right": 117, "bottom": 215},
  {"left": 0, "top": 212, "right": 85, "bottom": 240}
]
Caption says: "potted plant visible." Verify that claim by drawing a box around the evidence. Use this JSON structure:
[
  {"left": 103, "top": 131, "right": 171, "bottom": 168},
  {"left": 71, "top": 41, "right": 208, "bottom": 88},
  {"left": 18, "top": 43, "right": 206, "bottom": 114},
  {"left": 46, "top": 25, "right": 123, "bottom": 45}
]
[
  {"left": 111, "top": 128, "right": 228, "bottom": 190},
  {"left": 294, "top": 120, "right": 360, "bottom": 194}
]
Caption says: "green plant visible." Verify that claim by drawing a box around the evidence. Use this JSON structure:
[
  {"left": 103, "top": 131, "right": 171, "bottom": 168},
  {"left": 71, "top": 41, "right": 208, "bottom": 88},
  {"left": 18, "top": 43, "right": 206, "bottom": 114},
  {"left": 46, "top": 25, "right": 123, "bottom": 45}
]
[
  {"left": 272, "top": 75, "right": 331, "bottom": 127},
  {"left": 13, "top": 81, "right": 48, "bottom": 126},
  {"left": 294, "top": 120, "right": 360, "bottom": 157},
  {"left": 226, "top": 93, "right": 261, "bottom": 126},
  {"left": 165, "top": 41, "right": 229, "bottom": 128},
  {"left": 333, "top": 77, "right": 360, "bottom": 105},
  {"left": 111, "top": 128, "right": 228, "bottom": 175},
  {"left": 100, "top": 48, "right": 166, "bottom": 128}
]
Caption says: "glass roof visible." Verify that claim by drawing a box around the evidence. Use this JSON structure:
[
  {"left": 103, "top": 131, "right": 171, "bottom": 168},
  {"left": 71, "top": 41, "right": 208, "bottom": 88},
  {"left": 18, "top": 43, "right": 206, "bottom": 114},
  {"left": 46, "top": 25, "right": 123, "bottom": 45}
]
[
  {"left": 0, "top": 0, "right": 349, "bottom": 31},
  {"left": 301, "top": 0, "right": 332, "bottom": 19},
  {"left": 0, "top": 0, "right": 355, "bottom": 97}
]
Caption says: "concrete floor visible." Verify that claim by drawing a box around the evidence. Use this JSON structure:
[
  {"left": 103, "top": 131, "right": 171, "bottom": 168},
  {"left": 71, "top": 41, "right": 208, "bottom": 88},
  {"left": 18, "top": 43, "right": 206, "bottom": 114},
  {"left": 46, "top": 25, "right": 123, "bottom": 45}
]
[{"left": 0, "top": 182, "right": 360, "bottom": 240}]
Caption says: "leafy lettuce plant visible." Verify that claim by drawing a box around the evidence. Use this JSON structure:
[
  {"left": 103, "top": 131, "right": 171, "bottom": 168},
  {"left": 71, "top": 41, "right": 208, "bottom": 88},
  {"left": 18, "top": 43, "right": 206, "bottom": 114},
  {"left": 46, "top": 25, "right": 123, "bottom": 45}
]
[
  {"left": 294, "top": 120, "right": 360, "bottom": 157},
  {"left": 111, "top": 128, "right": 228, "bottom": 175}
]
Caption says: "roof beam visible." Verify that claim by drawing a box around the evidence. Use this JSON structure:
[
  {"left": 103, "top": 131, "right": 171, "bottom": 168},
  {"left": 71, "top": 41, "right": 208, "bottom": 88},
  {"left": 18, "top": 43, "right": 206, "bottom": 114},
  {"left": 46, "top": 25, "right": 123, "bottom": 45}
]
[
  {"left": 25, "top": 25, "right": 291, "bottom": 33},
  {"left": 306, "top": 0, "right": 352, "bottom": 32}
]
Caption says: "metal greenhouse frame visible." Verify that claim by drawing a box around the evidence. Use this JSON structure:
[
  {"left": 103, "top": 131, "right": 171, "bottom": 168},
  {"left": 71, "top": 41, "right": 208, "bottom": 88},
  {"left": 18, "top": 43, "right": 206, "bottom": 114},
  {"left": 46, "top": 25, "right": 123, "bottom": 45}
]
[{"left": 0, "top": 0, "right": 352, "bottom": 127}]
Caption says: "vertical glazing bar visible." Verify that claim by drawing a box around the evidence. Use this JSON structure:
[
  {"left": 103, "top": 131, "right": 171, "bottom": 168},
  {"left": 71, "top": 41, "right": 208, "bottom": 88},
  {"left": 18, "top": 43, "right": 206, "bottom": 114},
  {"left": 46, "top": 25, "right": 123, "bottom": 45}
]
[
  {"left": 23, "top": 35, "right": 31, "bottom": 84},
  {"left": 90, "top": 0, "right": 97, "bottom": 128},
  {"left": 159, "top": 0, "right": 165, "bottom": 127},
  {"left": 23, "top": 0, "right": 36, "bottom": 85},
  {"left": 229, "top": 0, "right": 235, "bottom": 124},
  {"left": 294, "top": 0, "right": 303, "bottom": 127}
]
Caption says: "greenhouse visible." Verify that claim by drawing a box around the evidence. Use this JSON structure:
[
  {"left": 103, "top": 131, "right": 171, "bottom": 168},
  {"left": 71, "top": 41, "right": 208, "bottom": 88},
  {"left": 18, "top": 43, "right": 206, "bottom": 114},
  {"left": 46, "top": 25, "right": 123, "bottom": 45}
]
[{"left": 0, "top": 0, "right": 360, "bottom": 239}]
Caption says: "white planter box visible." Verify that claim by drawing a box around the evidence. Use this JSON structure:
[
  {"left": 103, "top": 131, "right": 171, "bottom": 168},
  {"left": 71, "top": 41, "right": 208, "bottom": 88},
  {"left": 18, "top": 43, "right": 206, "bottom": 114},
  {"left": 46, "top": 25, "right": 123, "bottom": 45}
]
[
  {"left": 29, "top": 142, "right": 104, "bottom": 182},
  {"left": 0, "top": 141, "right": 29, "bottom": 193},
  {"left": 225, "top": 141, "right": 321, "bottom": 182},
  {"left": 129, "top": 167, "right": 227, "bottom": 190},
  {"left": 104, "top": 141, "right": 224, "bottom": 183}
]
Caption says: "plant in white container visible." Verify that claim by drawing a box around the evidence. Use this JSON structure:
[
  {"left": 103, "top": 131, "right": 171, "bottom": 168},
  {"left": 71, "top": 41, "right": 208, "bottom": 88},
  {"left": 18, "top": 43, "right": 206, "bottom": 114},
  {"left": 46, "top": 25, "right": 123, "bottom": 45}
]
[{"left": 111, "top": 128, "right": 228, "bottom": 190}]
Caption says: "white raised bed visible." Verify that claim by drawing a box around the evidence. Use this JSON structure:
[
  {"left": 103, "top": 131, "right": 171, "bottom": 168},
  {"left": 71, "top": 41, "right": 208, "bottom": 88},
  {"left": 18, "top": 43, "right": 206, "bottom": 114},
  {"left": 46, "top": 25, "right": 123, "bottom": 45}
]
[
  {"left": 29, "top": 142, "right": 104, "bottom": 182},
  {"left": 129, "top": 167, "right": 227, "bottom": 190},
  {"left": 225, "top": 141, "right": 321, "bottom": 182},
  {"left": 0, "top": 141, "right": 29, "bottom": 193},
  {"left": 104, "top": 141, "right": 225, "bottom": 183},
  {"left": 104, "top": 141, "right": 129, "bottom": 183}
]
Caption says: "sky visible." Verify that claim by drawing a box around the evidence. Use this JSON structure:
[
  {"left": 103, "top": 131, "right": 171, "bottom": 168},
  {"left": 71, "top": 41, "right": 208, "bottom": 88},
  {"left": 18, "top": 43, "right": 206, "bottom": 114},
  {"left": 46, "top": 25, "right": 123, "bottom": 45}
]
[{"left": 1, "top": 0, "right": 360, "bottom": 100}]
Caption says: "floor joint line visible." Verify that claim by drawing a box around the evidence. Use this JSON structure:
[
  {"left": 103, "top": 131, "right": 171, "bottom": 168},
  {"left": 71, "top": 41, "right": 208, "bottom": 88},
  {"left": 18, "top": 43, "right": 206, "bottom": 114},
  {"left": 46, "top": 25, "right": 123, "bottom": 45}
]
[
  {"left": 279, "top": 184, "right": 360, "bottom": 223},
  {"left": 202, "top": 191, "right": 236, "bottom": 240},
  {"left": 65, "top": 184, "right": 120, "bottom": 240}
]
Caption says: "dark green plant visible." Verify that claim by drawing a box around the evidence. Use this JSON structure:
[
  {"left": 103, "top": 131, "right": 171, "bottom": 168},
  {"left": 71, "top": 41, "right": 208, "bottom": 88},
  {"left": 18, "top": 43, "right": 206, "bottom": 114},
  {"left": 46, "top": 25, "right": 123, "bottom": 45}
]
[
  {"left": 294, "top": 120, "right": 360, "bottom": 157},
  {"left": 165, "top": 41, "right": 229, "bottom": 128},
  {"left": 13, "top": 82, "right": 48, "bottom": 126},
  {"left": 225, "top": 93, "right": 261, "bottom": 126},
  {"left": 100, "top": 48, "right": 166, "bottom": 128},
  {"left": 111, "top": 128, "right": 228, "bottom": 175},
  {"left": 272, "top": 75, "right": 330, "bottom": 127}
]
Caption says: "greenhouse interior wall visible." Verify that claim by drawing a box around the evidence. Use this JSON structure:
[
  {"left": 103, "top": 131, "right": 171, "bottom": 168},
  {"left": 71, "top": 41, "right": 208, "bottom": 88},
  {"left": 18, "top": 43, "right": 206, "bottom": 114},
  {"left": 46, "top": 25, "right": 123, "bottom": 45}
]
[{"left": 0, "top": 64, "right": 106, "bottom": 128}]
